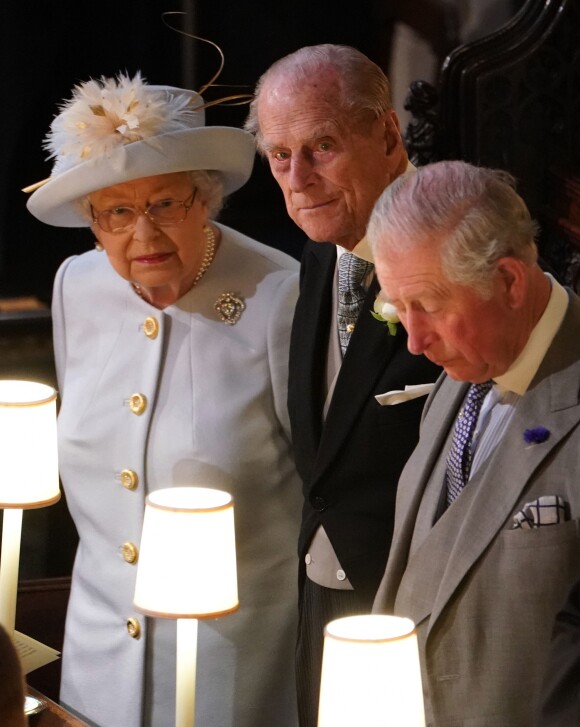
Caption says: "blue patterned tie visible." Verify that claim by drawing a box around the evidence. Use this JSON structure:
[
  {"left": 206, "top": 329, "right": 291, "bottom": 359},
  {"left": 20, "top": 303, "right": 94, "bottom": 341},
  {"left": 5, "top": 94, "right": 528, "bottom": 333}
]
[
  {"left": 337, "top": 252, "right": 374, "bottom": 356},
  {"left": 445, "top": 381, "right": 493, "bottom": 506}
]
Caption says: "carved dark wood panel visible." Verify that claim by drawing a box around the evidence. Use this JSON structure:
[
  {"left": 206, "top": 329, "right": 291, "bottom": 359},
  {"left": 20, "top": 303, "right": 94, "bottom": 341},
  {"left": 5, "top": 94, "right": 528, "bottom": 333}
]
[{"left": 404, "top": 0, "right": 580, "bottom": 289}]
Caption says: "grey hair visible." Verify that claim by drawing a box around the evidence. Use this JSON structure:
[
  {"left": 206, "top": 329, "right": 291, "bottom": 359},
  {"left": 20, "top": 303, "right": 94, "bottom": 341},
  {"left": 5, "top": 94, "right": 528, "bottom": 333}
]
[
  {"left": 188, "top": 170, "right": 224, "bottom": 218},
  {"left": 244, "top": 44, "right": 392, "bottom": 151},
  {"left": 367, "top": 160, "right": 539, "bottom": 298},
  {"left": 77, "top": 169, "right": 225, "bottom": 223}
]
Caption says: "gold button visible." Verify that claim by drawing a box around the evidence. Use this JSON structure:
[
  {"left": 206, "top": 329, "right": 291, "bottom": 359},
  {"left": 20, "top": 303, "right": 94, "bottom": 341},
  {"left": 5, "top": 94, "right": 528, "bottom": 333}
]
[
  {"left": 120, "top": 469, "right": 139, "bottom": 491},
  {"left": 143, "top": 317, "right": 159, "bottom": 340},
  {"left": 122, "top": 542, "right": 139, "bottom": 564},
  {"left": 129, "top": 393, "right": 147, "bottom": 415},
  {"left": 126, "top": 617, "right": 141, "bottom": 639},
  {"left": 346, "top": 323, "right": 355, "bottom": 333}
]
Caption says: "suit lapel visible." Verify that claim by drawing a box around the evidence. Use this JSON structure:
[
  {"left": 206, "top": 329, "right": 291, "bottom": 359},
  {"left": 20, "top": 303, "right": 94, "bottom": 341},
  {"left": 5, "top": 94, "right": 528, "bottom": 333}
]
[
  {"left": 313, "top": 277, "right": 404, "bottom": 479},
  {"left": 429, "top": 379, "right": 580, "bottom": 629},
  {"left": 379, "top": 377, "right": 467, "bottom": 615},
  {"left": 289, "top": 242, "right": 336, "bottom": 462}
]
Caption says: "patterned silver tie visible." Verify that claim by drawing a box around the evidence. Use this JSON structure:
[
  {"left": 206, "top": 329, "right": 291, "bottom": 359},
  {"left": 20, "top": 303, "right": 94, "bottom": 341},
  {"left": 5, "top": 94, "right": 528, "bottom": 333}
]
[
  {"left": 445, "top": 380, "right": 493, "bottom": 506},
  {"left": 337, "top": 252, "right": 374, "bottom": 356}
]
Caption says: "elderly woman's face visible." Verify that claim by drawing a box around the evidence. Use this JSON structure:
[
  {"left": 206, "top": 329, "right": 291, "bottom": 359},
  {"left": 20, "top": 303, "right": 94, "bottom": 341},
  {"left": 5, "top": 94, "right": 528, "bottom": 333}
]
[{"left": 89, "top": 172, "right": 208, "bottom": 304}]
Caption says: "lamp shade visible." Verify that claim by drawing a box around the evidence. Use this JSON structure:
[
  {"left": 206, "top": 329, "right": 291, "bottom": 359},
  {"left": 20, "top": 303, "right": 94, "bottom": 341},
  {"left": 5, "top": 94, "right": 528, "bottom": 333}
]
[
  {"left": 134, "top": 487, "right": 239, "bottom": 618},
  {"left": 0, "top": 380, "right": 60, "bottom": 508},
  {"left": 318, "top": 614, "right": 425, "bottom": 727}
]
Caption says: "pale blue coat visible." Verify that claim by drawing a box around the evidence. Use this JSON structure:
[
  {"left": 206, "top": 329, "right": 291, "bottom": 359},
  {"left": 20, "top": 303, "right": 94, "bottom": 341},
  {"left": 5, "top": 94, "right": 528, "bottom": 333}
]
[{"left": 52, "top": 224, "right": 301, "bottom": 727}]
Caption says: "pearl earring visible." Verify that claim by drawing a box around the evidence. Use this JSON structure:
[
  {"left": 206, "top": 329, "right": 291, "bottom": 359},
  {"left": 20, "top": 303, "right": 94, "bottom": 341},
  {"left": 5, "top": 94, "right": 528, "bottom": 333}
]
[{"left": 95, "top": 241, "right": 104, "bottom": 251}]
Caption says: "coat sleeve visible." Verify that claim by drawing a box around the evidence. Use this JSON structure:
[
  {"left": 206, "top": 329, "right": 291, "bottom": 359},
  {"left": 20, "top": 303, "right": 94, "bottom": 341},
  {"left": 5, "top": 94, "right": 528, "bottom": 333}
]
[
  {"left": 265, "top": 271, "right": 300, "bottom": 442},
  {"left": 51, "top": 256, "right": 77, "bottom": 394},
  {"left": 536, "top": 578, "right": 580, "bottom": 726}
]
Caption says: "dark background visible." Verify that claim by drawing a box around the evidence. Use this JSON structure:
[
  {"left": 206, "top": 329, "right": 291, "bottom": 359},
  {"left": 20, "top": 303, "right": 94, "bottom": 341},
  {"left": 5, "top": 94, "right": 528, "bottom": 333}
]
[{"left": 0, "top": 0, "right": 521, "bottom": 302}]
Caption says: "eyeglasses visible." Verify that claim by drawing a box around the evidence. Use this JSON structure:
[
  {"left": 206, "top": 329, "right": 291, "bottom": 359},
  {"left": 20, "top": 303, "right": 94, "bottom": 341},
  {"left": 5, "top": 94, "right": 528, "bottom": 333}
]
[{"left": 91, "top": 189, "right": 197, "bottom": 234}]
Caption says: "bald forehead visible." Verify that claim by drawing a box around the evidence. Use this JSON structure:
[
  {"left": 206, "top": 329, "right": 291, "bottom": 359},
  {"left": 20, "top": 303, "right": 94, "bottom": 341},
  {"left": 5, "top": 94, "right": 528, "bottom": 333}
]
[
  {"left": 257, "top": 69, "right": 349, "bottom": 138},
  {"left": 260, "top": 64, "right": 343, "bottom": 108}
]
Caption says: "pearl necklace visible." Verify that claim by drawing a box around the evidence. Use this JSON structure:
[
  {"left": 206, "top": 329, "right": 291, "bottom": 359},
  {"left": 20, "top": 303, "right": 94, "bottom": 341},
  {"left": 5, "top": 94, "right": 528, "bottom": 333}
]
[
  {"left": 192, "top": 224, "right": 217, "bottom": 286},
  {"left": 132, "top": 224, "right": 217, "bottom": 302}
]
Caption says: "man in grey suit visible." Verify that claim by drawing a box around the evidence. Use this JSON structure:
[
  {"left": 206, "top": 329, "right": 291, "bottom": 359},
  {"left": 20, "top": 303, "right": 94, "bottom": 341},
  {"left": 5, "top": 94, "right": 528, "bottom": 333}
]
[{"left": 368, "top": 160, "right": 580, "bottom": 726}]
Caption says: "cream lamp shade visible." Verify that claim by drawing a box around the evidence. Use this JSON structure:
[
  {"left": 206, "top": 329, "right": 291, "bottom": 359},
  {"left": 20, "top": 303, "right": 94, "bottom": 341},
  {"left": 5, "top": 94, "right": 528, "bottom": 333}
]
[
  {"left": 0, "top": 379, "right": 60, "bottom": 638},
  {"left": 318, "top": 614, "right": 426, "bottom": 727},
  {"left": 134, "top": 487, "right": 239, "bottom": 727},
  {"left": 0, "top": 380, "right": 60, "bottom": 508},
  {"left": 134, "top": 486, "right": 238, "bottom": 618}
]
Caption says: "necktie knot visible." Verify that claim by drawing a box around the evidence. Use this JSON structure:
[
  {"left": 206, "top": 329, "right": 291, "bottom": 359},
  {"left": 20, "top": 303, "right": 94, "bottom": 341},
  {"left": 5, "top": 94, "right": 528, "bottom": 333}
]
[
  {"left": 338, "top": 252, "right": 372, "bottom": 297},
  {"left": 337, "top": 252, "right": 374, "bottom": 356},
  {"left": 446, "top": 380, "right": 493, "bottom": 506}
]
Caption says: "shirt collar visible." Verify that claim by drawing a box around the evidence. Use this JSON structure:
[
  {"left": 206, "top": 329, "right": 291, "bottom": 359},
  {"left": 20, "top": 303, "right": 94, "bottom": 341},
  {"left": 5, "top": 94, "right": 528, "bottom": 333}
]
[
  {"left": 350, "top": 236, "right": 374, "bottom": 264},
  {"left": 494, "top": 274, "right": 568, "bottom": 395}
]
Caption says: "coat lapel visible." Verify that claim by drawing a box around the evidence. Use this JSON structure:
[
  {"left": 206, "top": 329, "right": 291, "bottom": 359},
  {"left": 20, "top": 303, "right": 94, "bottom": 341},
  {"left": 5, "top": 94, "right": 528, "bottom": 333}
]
[
  {"left": 428, "top": 376, "right": 580, "bottom": 630},
  {"left": 313, "top": 276, "right": 405, "bottom": 479},
  {"left": 289, "top": 242, "right": 336, "bottom": 463},
  {"left": 377, "top": 377, "right": 467, "bottom": 614}
]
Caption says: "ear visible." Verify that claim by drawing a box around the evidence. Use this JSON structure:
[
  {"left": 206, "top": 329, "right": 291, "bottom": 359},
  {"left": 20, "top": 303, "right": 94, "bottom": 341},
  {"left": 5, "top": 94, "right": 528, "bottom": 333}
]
[
  {"left": 91, "top": 222, "right": 104, "bottom": 243},
  {"left": 382, "top": 109, "right": 400, "bottom": 140},
  {"left": 382, "top": 111, "right": 407, "bottom": 173},
  {"left": 197, "top": 196, "right": 211, "bottom": 226},
  {"left": 495, "top": 257, "right": 528, "bottom": 309}
]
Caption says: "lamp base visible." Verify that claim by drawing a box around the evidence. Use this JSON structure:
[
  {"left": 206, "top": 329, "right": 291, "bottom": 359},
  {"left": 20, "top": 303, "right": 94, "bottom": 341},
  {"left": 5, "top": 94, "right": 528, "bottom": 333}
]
[
  {"left": 24, "top": 694, "right": 47, "bottom": 716},
  {"left": 176, "top": 618, "right": 198, "bottom": 727}
]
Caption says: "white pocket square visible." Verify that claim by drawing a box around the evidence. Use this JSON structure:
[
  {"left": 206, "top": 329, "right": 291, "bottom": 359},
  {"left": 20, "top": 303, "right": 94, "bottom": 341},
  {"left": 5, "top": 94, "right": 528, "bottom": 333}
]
[
  {"left": 375, "top": 383, "right": 435, "bottom": 406},
  {"left": 511, "top": 495, "right": 570, "bottom": 529}
]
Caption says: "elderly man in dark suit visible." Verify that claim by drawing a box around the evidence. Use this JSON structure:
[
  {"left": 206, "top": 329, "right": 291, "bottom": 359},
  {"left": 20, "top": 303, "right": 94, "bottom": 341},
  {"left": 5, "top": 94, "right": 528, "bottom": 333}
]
[
  {"left": 245, "top": 44, "right": 440, "bottom": 726},
  {"left": 369, "top": 160, "right": 580, "bottom": 726}
]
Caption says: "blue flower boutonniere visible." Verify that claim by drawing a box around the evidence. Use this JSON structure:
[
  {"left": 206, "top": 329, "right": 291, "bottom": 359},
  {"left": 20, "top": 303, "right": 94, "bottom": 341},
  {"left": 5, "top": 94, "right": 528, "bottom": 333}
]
[
  {"left": 371, "top": 294, "right": 400, "bottom": 336},
  {"left": 523, "top": 426, "right": 550, "bottom": 446}
]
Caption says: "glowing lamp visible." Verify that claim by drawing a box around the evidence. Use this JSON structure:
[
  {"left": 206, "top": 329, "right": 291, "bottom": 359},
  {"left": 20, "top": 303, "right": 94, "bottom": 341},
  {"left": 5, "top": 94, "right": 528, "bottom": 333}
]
[
  {"left": 134, "top": 486, "right": 238, "bottom": 726},
  {"left": 318, "top": 614, "right": 425, "bottom": 727}
]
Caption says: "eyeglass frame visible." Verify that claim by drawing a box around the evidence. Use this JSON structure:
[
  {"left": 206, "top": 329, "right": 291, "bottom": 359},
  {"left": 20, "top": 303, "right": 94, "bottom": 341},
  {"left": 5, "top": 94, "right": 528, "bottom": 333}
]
[{"left": 90, "top": 188, "right": 198, "bottom": 234}]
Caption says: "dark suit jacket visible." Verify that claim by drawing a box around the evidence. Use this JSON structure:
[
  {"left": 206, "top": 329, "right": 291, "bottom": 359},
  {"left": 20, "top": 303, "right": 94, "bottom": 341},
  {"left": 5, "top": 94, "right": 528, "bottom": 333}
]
[{"left": 288, "top": 240, "right": 441, "bottom": 604}]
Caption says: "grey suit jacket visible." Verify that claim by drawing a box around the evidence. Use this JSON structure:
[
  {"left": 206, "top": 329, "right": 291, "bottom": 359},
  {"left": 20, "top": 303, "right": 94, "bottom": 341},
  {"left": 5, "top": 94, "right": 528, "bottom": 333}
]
[{"left": 374, "top": 290, "right": 580, "bottom": 726}]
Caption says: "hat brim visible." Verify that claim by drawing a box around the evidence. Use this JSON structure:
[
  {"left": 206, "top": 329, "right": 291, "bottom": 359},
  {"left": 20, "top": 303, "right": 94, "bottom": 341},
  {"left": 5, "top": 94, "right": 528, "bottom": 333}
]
[{"left": 27, "top": 126, "right": 256, "bottom": 227}]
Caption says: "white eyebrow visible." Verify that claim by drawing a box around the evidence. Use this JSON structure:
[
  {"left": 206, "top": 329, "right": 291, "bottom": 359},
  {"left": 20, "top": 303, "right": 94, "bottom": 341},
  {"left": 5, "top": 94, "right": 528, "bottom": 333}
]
[{"left": 260, "top": 121, "right": 343, "bottom": 154}]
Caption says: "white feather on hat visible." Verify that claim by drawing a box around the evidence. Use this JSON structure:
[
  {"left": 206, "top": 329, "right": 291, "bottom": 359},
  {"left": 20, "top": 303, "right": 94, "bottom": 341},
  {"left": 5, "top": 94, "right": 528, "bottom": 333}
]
[{"left": 26, "top": 72, "right": 255, "bottom": 228}]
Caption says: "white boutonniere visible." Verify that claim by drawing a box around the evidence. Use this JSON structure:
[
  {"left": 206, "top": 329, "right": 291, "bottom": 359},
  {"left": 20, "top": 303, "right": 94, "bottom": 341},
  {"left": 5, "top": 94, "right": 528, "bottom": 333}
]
[{"left": 371, "top": 294, "right": 400, "bottom": 336}]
